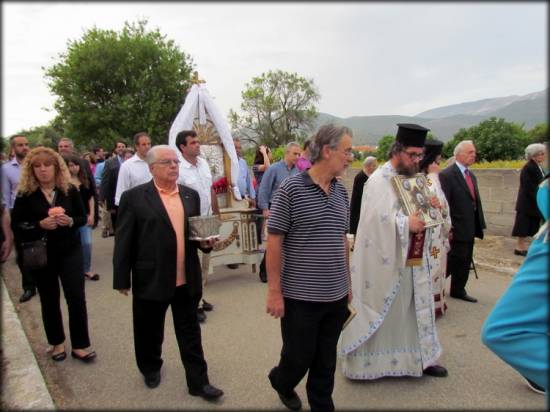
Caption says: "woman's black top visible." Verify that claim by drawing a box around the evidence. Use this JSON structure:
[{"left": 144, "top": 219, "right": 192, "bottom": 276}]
[
  {"left": 11, "top": 185, "right": 86, "bottom": 251},
  {"left": 78, "top": 184, "right": 94, "bottom": 215}
]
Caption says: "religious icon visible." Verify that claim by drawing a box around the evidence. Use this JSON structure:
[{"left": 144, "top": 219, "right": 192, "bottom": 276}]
[{"left": 391, "top": 174, "right": 444, "bottom": 228}]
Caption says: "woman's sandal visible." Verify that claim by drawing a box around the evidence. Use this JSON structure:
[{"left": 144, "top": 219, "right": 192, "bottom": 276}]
[
  {"left": 51, "top": 351, "right": 67, "bottom": 361},
  {"left": 71, "top": 350, "right": 97, "bottom": 363}
]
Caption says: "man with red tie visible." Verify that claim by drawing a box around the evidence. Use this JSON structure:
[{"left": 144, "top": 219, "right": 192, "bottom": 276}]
[{"left": 439, "top": 140, "right": 486, "bottom": 303}]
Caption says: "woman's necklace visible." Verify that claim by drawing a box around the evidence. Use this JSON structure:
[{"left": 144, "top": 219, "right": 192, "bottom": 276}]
[{"left": 40, "top": 187, "right": 56, "bottom": 205}]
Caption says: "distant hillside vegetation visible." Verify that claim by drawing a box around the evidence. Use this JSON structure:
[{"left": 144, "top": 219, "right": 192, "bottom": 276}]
[{"left": 311, "top": 89, "right": 547, "bottom": 145}]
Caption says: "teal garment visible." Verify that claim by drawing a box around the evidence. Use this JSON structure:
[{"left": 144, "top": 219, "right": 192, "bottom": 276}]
[{"left": 481, "top": 179, "right": 549, "bottom": 393}]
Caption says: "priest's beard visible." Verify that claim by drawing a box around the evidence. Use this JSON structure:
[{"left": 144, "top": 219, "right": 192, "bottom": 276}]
[{"left": 395, "top": 158, "right": 419, "bottom": 177}]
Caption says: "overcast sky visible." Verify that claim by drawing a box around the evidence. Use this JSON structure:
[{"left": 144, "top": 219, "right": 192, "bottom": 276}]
[{"left": 2, "top": 2, "right": 547, "bottom": 137}]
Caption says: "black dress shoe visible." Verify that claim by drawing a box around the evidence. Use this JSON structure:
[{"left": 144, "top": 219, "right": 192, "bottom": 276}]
[
  {"left": 423, "top": 365, "right": 448, "bottom": 378},
  {"left": 19, "top": 289, "right": 36, "bottom": 303},
  {"left": 197, "top": 308, "right": 206, "bottom": 323},
  {"left": 525, "top": 377, "right": 546, "bottom": 395},
  {"left": 514, "top": 249, "right": 528, "bottom": 257},
  {"left": 268, "top": 367, "right": 302, "bottom": 411},
  {"left": 201, "top": 299, "right": 214, "bottom": 311},
  {"left": 450, "top": 293, "right": 478, "bottom": 303},
  {"left": 259, "top": 268, "right": 267, "bottom": 283},
  {"left": 189, "top": 384, "right": 224, "bottom": 400},
  {"left": 144, "top": 371, "right": 161, "bottom": 389}
]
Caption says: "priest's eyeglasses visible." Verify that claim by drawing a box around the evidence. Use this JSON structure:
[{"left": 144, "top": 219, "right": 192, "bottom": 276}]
[{"left": 403, "top": 151, "right": 424, "bottom": 160}]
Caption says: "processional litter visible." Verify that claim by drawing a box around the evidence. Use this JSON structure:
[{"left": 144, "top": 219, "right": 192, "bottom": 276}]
[{"left": 168, "top": 72, "right": 264, "bottom": 279}]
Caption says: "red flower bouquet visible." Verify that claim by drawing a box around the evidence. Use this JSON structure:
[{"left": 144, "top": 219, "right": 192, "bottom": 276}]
[{"left": 213, "top": 177, "right": 228, "bottom": 194}]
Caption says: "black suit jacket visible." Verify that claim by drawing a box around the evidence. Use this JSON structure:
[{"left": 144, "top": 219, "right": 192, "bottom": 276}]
[
  {"left": 113, "top": 180, "right": 211, "bottom": 301},
  {"left": 349, "top": 170, "right": 368, "bottom": 235},
  {"left": 515, "top": 159, "right": 544, "bottom": 218},
  {"left": 100, "top": 156, "right": 121, "bottom": 210},
  {"left": 439, "top": 163, "right": 486, "bottom": 242}
]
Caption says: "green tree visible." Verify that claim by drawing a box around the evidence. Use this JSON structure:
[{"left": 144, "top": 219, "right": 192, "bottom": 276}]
[
  {"left": 443, "top": 117, "right": 527, "bottom": 162},
  {"left": 229, "top": 70, "right": 320, "bottom": 147},
  {"left": 375, "top": 134, "right": 395, "bottom": 160},
  {"left": 44, "top": 20, "right": 194, "bottom": 149},
  {"left": 10, "top": 123, "right": 63, "bottom": 149},
  {"left": 527, "top": 123, "right": 548, "bottom": 143}
]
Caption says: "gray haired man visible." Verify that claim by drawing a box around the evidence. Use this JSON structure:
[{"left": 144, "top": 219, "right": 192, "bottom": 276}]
[{"left": 266, "top": 125, "right": 353, "bottom": 412}]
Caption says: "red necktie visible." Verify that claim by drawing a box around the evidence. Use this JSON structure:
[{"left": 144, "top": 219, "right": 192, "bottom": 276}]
[{"left": 464, "top": 169, "right": 476, "bottom": 201}]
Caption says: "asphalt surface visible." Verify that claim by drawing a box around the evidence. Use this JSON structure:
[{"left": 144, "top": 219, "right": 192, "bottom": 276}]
[{"left": 2, "top": 229, "right": 546, "bottom": 410}]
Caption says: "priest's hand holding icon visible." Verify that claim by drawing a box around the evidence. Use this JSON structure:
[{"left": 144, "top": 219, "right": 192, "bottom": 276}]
[{"left": 409, "top": 210, "right": 426, "bottom": 233}]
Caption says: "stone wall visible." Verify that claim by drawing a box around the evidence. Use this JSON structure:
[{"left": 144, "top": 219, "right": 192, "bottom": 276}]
[{"left": 342, "top": 167, "right": 520, "bottom": 237}]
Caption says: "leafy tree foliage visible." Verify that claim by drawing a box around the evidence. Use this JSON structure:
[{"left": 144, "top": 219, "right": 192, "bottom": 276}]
[
  {"left": 229, "top": 70, "right": 320, "bottom": 147},
  {"left": 527, "top": 123, "right": 548, "bottom": 143},
  {"left": 44, "top": 20, "right": 194, "bottom": 149},
  {"left": 9, "top": 124, "right": 63, "bottom": 149},
  {"left": 443, "top": 117, "right": 528, "bottom": 161},
  {"left": 375, "top": 134, "right": 395, "bottom": 160}
]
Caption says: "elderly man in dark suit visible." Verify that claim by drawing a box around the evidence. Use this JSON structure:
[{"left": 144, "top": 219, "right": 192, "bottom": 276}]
[
  {"left": 439, "top": 140, "right": 486, "bottom": 303},
  {"left": 113, "top": 145, "right": 223, "bottom": 400}
]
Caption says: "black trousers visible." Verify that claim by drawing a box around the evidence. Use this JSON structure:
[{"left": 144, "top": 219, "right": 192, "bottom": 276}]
[
  {"left": 35, "top": 248, "right": 90, "bottom": 349},
  {"left": 14, "top": 241, "right": 36, "bottom": 292},
  {"left": 132, "top": 285, "right": 209, "bottom": 390},
  {"left": 447, "top": 240, "right": 474, "bottom": 296},
  {"left": 270, "top": 297, "right": 348, "bottom": 412},
  {"left": 110, "top": 207, "right": 118, "bottom": 231}
]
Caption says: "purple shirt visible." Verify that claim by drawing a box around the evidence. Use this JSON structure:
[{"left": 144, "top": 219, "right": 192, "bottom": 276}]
[
  {"left": 1, "top": 158, "right": 22, "bottom": 209},
  {"left": 296, "top": 156, "right": 312, "bottom": 172}
]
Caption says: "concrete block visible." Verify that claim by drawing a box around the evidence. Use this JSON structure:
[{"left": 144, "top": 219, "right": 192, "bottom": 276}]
[
  {"left": 478, "top": 188, "right": 491, "bottom": 201},
  {"left": 502, "top": 201, "right": 517, "bottom": 214},
  {"left": 486, "top": 225, "right": 511, "bottom": 237},
  {"left": 491, "top": 189, "right": 516, "bottom": 202},
  {"left": 477, "top": 174, "right": 503, "bottom": 188},
  {"left": 486, "top": 213, "right": 515, "bottom": 227},
  {"left": 484, "top": 201, "right": 502, "bottom": 214}
]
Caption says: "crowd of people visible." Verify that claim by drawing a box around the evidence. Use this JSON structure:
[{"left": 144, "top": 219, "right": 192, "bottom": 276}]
[{"left": 0, "top": 124, "right": 547, "bottom": 410}]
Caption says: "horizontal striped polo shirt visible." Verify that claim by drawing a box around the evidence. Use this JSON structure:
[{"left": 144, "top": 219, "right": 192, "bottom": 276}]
[{"left": 267, "top": 171, "right": 350, "bottom": 302}]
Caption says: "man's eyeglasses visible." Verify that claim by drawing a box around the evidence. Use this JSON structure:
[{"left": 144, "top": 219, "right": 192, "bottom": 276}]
[
  {"left": 403, "top": 151, "right": 424, "bottom": 160},
  {"left": 155, "top": 159, "right": 181, "bottom": 166}
]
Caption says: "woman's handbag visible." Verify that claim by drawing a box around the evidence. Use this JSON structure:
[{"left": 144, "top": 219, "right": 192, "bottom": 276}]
[{"left": 21, "top": 237, "right": 48, "bottom": 271}]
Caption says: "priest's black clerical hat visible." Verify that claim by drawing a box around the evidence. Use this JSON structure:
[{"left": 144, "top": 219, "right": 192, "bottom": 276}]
[
  {"left": 395, "top": 123, "right": 429, "bottom": 147},
  {"left": 419, "top": 139, "right": 444, "bottom": 171}
]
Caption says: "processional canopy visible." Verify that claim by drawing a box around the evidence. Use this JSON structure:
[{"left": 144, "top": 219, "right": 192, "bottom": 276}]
[{"left": 168, "top": 72, "right": 242, "bottom": 200}]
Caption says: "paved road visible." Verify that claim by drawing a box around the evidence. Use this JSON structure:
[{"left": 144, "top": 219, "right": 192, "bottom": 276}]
[{"left": 2, "top": 230, "right": 546, "bottom": 410}]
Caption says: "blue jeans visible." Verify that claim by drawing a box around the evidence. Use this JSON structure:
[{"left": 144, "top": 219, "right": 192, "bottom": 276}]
[{"left": 79, "top": 225, "right": 92, "bottom": 273}]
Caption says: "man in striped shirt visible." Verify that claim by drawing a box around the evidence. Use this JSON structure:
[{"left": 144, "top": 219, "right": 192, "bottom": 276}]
[{"left": 266, "top": 124, "right": 353, "bottom": 412}]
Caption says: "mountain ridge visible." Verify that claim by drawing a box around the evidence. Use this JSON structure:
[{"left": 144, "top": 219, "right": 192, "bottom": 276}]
[{"left": 313, "top": 89, "right": 547, "bottom": 145}]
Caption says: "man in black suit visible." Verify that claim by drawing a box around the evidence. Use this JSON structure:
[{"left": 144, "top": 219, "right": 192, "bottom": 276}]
[
  {"left": 349, "top": 156, "right": 377, "bottom": 238},
  {"left": 113, "top": 145, "right": 223, "bottom": 401},
  {"left": 439, "top": 140, "right": 486, "bottom": 303},
  {"left": 99, "top": 141, "right": 126, "bottom": 232}
]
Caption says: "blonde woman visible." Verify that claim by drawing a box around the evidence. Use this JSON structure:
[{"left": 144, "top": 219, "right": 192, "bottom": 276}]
[{"left": 11, "top": 147, "right": 96, "bottom": 363}]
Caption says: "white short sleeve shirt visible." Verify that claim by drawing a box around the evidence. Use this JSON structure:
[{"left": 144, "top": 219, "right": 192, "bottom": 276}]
[
  {"left": 114, "top": 154, "right": 152, "bottom": 206},
  {"left": 177, "top": 156, "right": 213, "bottom": 216}
]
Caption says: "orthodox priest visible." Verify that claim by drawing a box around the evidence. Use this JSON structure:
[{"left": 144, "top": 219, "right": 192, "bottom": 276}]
[{"left": 339, "top": 124, "right": 448, "bottom": 380}]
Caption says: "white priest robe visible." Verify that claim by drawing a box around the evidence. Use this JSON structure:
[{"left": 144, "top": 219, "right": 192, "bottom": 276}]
[
  {"left": 425, "top": 172, "right": 452, "bottom": 317},
  {"left": 339, "top": 161, "right": 442, "bottom": 379}
]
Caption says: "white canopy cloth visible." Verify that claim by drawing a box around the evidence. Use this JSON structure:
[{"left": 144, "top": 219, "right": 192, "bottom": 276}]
[{"left": 168, "top": 83, "right": 242, "bottom": 200}]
